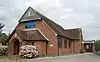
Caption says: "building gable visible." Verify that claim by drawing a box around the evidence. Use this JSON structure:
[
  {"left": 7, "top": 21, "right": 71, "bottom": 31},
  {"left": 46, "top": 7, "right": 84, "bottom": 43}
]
[
  {"left": 19, "top": 7, "right": 67, "bottom": 38},
  {"left": 8, "top": 6, "right": 81, "bottom": 42},
  {"left": 19, "top": 7, "right": 41, "bottom": 22}
]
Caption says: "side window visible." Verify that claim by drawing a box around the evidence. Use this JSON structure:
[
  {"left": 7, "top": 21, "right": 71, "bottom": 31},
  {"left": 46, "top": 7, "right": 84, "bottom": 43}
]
[
  {"left": 58, "top": 37, "right": 62, "bottom": 48},
  {"left": 64, "top": 39, "right": 67, "bottom": 48},
  {"left": 25, "top": 21, "right": 36, "bottom": 29},
  {"left": 69, "top": 40, "right": 72, "bottom": 48}
]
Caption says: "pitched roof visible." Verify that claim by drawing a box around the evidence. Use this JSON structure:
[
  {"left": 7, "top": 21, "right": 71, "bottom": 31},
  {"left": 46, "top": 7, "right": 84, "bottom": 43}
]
[
  {"left": 64, "top": 28, "right": 82, "bottom": 39},
  {"left": 83, "top": 40, "right": 95, "bottom": 43},
  {"left": 6, "top": 23, "right": 20, "bottom": 42},
  {"left": 36, "top": 12, "right": 66, "bottom": 37},
  {"left": 16, "top": 30, "right": 47, "bottom": 41},
  {"left": 19, "top": 7, "right": 67, "bottom": 37}
]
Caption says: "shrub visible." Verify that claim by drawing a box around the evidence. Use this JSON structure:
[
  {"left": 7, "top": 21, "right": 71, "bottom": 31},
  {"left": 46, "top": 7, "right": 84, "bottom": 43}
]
[
  {"left": 19, "top": 45, "right": 38, "bottom": 59},
  {"left": 0, "top": 46, "right": 7, "bottom": 55}
]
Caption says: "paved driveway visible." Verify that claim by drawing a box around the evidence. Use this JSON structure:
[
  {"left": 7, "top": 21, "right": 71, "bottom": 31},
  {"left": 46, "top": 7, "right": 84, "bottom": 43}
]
[{"left": 23, "top": 53, "right": 100, "bottom": 62}]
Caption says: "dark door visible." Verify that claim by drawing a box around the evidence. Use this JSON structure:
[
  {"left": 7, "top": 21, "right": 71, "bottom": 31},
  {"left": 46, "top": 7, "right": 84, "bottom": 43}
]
[{"left": 13, "top": 39, "right": 20, "bottom": 55}]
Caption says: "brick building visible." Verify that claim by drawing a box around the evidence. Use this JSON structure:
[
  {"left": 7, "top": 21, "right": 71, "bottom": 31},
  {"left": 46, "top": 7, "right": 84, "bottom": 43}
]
[
  {"left": 7, "top": 7, "right": 83, "bottom": 57},
  {"left": 82, "top": 40, "right": 95, "bottom": 52}
]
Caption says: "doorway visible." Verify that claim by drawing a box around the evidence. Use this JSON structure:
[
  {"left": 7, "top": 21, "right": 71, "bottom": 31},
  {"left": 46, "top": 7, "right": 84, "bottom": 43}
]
[
  {"left": 84, "top": 44, "right": 93, "bottom": 52},
  {"left": 12, "top": 39, "right": 20, "bottom": 55}
]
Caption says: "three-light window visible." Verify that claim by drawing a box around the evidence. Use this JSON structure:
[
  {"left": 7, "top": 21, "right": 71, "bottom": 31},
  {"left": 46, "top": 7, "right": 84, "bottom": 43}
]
[{"left": 25, "top": 21, "right": 36, "bottom": 29}]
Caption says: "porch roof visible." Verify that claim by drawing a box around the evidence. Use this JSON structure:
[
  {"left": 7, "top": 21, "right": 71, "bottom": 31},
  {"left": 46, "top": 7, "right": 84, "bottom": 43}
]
[{"left": 16, "top": 30, "right": 48, "bottom": 41}]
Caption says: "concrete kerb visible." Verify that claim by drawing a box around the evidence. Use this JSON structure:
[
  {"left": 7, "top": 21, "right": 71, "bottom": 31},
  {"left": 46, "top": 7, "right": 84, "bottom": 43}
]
[{"left": 26, "top": 53, "right": 93, "bottom": 60}]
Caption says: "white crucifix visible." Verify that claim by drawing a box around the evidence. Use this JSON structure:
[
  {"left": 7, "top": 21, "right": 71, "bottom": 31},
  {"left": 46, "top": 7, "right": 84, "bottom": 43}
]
[{"left": 28, "top": 11, "right": 31, "bottom": 16}]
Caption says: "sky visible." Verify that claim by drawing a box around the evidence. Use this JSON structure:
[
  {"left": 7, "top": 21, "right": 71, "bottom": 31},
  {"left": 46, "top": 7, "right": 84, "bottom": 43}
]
[{"left": 0, "top": 0, "right": 100, "bottom": 40}]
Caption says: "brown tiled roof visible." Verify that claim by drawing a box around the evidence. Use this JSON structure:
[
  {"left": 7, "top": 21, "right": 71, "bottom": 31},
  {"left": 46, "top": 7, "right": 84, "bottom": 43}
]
[
  {"left": 37, "top": 13, "right": 66, "bottom": 37},
  {"left": 19, "top": 7, "right": 67, "bottom": 37},
  {"left": 16, "top": 30, "right": 47, "bottom": 41},
  {"left": 64, "top": 28, "right": 82, "bottom": 39}
]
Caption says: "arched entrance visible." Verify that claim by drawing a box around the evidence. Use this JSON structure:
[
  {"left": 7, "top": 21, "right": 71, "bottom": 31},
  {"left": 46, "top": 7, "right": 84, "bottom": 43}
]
[{"left": 12, "top": 39, "right": 20, "bottom": 55}]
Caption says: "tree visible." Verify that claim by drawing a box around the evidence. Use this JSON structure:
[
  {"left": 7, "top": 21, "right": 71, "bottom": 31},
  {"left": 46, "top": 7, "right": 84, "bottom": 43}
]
[
  {"left": 0, "top": 33, "right": 8, "bottom": 45},
  {"left": 95, "top": 40, "right": 100, "bottom": 51},
  {"left": 0, "top": 23, "right": 7, "bottom": 45},
  {"left": 0, "top": 23, "right": 4, "bottom": 35}
]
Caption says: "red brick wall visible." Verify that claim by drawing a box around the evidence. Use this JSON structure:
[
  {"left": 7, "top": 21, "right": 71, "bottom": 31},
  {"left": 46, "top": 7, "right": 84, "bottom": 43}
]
[
  {"left": 37, "top": 21, "right": 58, "bottom": 55},
  {"left": 70, "top": 40, "right": 74, "bottom": 53},
  {"left": 24, "top": 41, "right": 32, "bottom": 45},
  {"left": 8, "top": 33, "right": 22, "bottom": 56},
  {"left": 8, "top": 20, "right": 83, "bottom": 56},
  {"left": 23, "top": 41, "right": 47, "bottom": 55},
  {"left": 9, "top": 21, "right": 58, "bottom": 55},
  {"left": 34, "top": 41, "right": 46, "bottom": 55},
  {"left": 73, "top": 40, "right": 82, "bottom": 53},
  {"left": 59, "top": 38, "right": 70, "bottom": 55},
  {"left": 61, "top": 39, "right": 82, "bottom": 54},
  {"left": 58, "top": 38, "right": 82, "bottom": 54},
  {"left": 14, "top": 21, "right": 58, "bottom": 55},
  {"left": 17, "top": 23, "right": 25, "bottom": 30}
]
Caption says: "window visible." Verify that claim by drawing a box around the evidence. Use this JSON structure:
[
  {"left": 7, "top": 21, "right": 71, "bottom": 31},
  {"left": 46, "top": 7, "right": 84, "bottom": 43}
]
[
  {"left": 69, "top": 40, "right": 72, "bottom": 48},
  {"left": 64, "top": 39, "right": 67, "bottom": 48},
  {"left": 25, "top": 21, "right": 36, "bottom": 29},
  {"left": 58, "top": 37, "right": 62, "bottom": 48}
]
